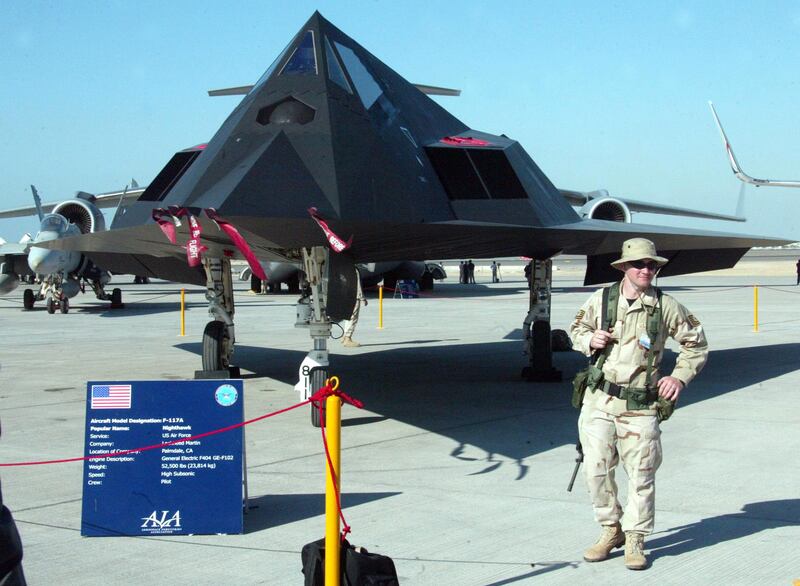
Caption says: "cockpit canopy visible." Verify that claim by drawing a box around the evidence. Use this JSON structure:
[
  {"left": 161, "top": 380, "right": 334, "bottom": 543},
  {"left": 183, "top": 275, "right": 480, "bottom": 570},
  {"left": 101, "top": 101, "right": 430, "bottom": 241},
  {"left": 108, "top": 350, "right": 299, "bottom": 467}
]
[{"left": 38, "top": 214, "right": 69, "bottom": 234}]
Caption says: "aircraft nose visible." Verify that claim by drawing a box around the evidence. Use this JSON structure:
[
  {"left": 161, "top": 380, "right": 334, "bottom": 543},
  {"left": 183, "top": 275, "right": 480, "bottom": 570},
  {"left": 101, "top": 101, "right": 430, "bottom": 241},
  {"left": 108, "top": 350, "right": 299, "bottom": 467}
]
[{"left": 28, "top": 247, "right": 66, "bottom": 275}]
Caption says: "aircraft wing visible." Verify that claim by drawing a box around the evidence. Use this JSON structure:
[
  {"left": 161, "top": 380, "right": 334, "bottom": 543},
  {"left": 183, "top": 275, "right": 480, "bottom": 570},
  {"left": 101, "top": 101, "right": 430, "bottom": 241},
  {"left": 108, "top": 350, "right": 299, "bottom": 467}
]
[
  {"left": 0, "top": 188, "right": 145, "bottom": 220},
  {"left": 38, "top": 212, "right": 788, "bottom": 286},
  {"left": 559, "top": 189, "right": 745, "bottom": 222},
  {"left": 0, "top": 241, "right": 31, "bottom": 256}
]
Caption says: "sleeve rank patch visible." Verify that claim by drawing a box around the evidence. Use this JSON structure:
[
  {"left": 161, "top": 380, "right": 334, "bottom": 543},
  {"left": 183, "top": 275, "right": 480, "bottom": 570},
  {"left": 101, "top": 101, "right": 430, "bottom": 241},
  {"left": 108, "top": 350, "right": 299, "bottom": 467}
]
[
  {"left": 574, "top": 309, "right": 585, "bottom": 322},
  {"left": 687, "top": 314, "right": 701, "bottom": 328}
]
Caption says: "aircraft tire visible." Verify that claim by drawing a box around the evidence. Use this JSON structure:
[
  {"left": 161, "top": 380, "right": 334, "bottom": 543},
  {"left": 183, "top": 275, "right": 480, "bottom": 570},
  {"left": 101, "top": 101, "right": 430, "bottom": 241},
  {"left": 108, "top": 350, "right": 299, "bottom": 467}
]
[
  {"left": 46, "top": 298, "right": 56, "bottom": 314},
  {"left": 60, "top": 298, "right": 69, "bottom": 314},
  {"left": 111, "top": 288, "right": 122, "bottom": 306},
  {"left": 250, "top": 275, "right": 261, "bottom": 293},
  {"left": 310, "top": 367, "right": 328, "bottom": 428},
  {"left": 23, "top": 289, "right": 34, "bottom": 310},
  {"left": 202, "top": 320, "right": 227, "bottom": 372}
]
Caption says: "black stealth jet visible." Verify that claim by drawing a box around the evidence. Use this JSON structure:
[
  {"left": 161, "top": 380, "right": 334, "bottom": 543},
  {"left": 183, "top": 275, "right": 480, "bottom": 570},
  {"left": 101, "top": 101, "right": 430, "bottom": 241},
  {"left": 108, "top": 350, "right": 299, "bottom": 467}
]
[{"left": 44, "top": 11, "right": 787, "bottom": 286}]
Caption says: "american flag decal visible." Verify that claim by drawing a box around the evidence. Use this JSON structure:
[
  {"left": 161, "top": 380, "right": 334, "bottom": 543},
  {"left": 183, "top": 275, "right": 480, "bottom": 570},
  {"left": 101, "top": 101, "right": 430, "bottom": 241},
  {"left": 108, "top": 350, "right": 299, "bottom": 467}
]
[{"left": 91, "top": 384, "right": 132, "bottom": 409}]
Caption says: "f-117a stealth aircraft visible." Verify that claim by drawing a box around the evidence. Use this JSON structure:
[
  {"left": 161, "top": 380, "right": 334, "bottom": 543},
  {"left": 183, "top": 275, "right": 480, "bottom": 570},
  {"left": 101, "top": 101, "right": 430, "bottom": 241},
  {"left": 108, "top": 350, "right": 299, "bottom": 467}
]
[{"left": 41, "top": 12, "right": 789, "bottom": 422}]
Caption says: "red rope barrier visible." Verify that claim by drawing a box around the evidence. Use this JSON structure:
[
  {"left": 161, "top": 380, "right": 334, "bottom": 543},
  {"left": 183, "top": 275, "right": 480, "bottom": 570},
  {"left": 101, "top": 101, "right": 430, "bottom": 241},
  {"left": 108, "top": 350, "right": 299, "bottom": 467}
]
[
  {"left": 2, "top": 381, "right": 365, "bottom": 541},
  {"left": 0, "top": 399, "right": 314, "bottom": 467}
]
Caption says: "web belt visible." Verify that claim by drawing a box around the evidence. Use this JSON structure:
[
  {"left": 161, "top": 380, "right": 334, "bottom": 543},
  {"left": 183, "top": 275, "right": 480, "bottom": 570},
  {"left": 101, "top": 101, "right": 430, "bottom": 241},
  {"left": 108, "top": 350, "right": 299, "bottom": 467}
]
[{"left": 598, "top": 380, "right": 658, "bottom": 403}]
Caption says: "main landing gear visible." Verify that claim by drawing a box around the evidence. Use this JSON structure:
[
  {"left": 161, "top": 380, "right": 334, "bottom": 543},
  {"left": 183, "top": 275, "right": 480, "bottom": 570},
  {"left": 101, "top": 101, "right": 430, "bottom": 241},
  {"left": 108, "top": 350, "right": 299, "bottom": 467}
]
[
  {"left": 196, "top": 257, "right": 239, "bottom": 379},
  {"left": 521, "top": 259, "right": 562, "bottom": 382}
]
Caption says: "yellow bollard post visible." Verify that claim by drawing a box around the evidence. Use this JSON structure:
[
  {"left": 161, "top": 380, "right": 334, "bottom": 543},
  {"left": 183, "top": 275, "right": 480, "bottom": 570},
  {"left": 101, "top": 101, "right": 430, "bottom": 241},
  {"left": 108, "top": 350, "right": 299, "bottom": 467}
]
[
  {"left": 324, "top": 392, "right": 342, "bottom": 586},
  {"left": 180, "top": 288, "right": 186, "bottom": 336},
  {"left": 378, "top": 285, "right": 384, "bottom": 329},
  {"left": 753, "top": 285, "right": 759, "bottom": 332}
]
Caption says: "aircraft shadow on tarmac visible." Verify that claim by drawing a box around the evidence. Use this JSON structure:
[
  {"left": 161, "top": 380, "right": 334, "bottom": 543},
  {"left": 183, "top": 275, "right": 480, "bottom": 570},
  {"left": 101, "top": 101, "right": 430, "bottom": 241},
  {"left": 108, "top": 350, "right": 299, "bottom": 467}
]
[
  {"left": 243, "top": 492, "right": 400, "bottom": 533},
  {"left": 648, "top": 499, "right": 800, "bottom": 563},
  {"left": 175, "top": 341, "right": 800, "bottom": 480}
]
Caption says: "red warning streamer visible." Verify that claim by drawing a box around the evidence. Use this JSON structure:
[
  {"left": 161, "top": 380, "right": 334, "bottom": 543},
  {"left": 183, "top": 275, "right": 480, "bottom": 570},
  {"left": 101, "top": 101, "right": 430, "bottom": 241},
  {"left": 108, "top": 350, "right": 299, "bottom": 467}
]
[
  {"left": 308, "top": 207, "right": 353, "bottom": 253},
  {"left": 205, "top": 208, "right": 267, "bottom": 281}
]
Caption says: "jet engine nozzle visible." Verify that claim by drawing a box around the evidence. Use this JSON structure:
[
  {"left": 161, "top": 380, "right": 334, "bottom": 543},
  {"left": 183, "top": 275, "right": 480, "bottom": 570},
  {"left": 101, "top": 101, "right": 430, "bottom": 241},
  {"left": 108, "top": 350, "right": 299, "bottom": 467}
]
[{"left": 579, "top": 197, "right": 631, "bottom": 223}]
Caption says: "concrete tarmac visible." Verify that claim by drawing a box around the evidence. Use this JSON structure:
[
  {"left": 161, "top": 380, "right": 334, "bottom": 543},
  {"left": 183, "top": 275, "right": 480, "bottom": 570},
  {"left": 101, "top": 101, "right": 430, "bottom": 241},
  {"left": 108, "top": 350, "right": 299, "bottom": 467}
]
[{"left": 0, "top": 265, "right": 798, "bottom": 585}]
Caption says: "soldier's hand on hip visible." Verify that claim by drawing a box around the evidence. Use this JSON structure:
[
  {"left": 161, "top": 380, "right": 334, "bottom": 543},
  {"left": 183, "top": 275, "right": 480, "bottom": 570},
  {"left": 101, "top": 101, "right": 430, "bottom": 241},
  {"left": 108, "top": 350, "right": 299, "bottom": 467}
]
[
  {"left": 657, "top": 376, "right": 684, "bottom": 401},
  {"left": 589, "top": 329, "right": 614, "bottom": 349}
]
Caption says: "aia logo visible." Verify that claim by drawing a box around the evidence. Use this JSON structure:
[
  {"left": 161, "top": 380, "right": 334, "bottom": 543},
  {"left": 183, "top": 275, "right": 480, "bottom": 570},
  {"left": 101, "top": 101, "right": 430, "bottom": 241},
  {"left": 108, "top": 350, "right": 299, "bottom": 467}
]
[{"left": 141, "top": 510, "right": 181, "bottom": 529}]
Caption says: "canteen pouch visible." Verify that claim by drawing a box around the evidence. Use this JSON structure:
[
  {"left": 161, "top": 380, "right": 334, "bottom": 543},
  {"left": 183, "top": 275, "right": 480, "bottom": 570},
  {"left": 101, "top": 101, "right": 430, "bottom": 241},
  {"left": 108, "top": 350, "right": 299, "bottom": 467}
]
[
  {"left": 572, "top": 365, "right": 603, "bottom": 409},
  {"left": 656, "top": 397, "right": 676, "bottom": 422},
  {"left": 571, "top": 368, "right": 590, "bottom": 409},
  {"left": 625, "top": 387, "right": 652, "bottom": 411}
]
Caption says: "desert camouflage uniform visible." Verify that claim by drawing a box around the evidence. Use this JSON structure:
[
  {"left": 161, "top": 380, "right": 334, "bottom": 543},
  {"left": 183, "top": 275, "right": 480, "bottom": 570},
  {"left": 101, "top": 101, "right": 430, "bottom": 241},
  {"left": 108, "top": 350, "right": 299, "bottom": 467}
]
[
  {"left": 569, "top": 281, "right": 708, "bottom": 534},
  {"left": 343, "top": 274, "right": 365, "bottom": 340}
]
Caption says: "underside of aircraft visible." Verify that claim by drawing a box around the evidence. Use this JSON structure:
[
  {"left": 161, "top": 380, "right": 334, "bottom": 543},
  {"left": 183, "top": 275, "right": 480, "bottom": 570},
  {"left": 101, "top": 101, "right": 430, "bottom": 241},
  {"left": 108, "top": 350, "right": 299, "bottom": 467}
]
[{"left": 40, "top": 12, "right": 790, "bottom": 424}]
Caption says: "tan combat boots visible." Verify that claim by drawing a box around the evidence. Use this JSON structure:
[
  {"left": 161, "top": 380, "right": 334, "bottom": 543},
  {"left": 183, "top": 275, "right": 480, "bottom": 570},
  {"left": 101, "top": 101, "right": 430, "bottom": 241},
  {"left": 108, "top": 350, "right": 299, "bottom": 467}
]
[
  {"left": 624, "top": 532, "right": 647, "bottom": 570},
  {"left": 583, "top": 523, "right": 625, "bottom": 562}
]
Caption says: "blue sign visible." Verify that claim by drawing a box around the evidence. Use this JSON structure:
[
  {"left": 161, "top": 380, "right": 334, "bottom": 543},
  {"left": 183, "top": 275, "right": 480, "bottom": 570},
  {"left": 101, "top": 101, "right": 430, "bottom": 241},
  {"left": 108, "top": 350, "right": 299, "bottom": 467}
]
[{"left": 81, "top": 380, "right": 244, "bottom": 537}]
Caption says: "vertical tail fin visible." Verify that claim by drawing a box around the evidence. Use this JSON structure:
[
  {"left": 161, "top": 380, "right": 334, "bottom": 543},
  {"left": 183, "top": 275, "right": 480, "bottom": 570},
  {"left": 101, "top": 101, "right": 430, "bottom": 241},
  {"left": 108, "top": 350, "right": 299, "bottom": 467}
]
[
  {"left": 30, "top": 185, "right": 45, "bottom": 221},
  {"left": 709, "top": 101, "right": 800, "bottom": 188}
]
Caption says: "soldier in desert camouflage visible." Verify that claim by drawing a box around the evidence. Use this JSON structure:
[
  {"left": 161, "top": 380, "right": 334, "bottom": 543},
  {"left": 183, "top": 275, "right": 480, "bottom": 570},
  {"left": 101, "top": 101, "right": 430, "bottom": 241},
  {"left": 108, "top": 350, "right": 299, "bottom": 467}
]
[{"left": 569, "top": 238, "right": 708, "bottom": 570}]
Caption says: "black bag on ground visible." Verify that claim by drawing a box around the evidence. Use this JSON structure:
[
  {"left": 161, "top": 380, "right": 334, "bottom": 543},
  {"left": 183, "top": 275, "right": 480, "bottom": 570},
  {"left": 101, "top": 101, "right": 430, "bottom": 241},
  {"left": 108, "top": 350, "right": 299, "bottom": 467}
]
[
  {"left": 301, "top": 538, "right": 327, "bottom": 586},
  {"left": 343, "top": 543, "right": 399, "bottom": 586},
  {"left": 301, "top": 538, "right": 399, "bottom": 586}
]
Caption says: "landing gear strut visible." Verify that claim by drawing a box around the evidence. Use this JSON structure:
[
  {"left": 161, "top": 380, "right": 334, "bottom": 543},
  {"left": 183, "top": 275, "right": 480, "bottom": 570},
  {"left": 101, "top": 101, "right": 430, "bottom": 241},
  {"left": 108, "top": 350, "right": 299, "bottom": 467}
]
[
  {"left": 521, "top": 259, "right": 562, "bottom": 382},
  {"left": 196, "top": 257, "right": 239, "bottom": 379},
  {"left": 294, "top": 246, "right": 332, "bottom": 427}
]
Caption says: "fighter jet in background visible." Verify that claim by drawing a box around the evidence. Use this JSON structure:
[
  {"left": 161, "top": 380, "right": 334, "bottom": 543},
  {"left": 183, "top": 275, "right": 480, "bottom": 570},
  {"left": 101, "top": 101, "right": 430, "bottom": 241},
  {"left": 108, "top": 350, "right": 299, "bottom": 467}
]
[
  {"left": 709, "top": 101, "right": 800, "bottom": 188},
  {"left": 41, "top": 12, "right": 790, "bottom": 423},
  {"left": 0, "top": 186, "right": 132, "bottom": 312}
]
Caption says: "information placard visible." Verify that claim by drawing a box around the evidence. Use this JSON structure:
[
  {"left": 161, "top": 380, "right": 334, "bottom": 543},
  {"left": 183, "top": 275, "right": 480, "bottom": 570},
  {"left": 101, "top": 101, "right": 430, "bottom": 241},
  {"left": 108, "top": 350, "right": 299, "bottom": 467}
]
[{"left": 81, "top": 380, "right": 244, "bottom": 537}]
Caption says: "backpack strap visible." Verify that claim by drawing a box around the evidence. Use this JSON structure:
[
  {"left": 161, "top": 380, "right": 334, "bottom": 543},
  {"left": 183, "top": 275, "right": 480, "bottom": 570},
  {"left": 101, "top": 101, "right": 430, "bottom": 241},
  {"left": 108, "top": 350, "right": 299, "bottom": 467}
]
[
  {"left": 592, "top": 282, "right": 621, "bottom": 367},
  {"left": 643, "top": 287, "right": 663, "bottom": 389}
]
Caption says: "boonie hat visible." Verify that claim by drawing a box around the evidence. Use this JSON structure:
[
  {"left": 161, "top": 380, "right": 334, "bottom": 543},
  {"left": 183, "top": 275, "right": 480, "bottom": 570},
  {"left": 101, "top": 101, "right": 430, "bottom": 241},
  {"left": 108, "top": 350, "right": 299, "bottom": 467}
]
[{"left": 611, "top": 238, "right": 668, "bottom": 270}]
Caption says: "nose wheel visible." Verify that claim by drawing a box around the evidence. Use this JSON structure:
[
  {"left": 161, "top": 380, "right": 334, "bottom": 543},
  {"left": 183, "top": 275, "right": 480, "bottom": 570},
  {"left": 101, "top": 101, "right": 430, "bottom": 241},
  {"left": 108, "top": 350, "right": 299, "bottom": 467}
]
[
  {"left": 60, "top": 297, "right": 69, "bottom": 314},
  {"left": 309, "top": 367, "right": 328, "bottom": 428},
  {"left": 46, "top": 298, "right": 56, "bottom": 314}
]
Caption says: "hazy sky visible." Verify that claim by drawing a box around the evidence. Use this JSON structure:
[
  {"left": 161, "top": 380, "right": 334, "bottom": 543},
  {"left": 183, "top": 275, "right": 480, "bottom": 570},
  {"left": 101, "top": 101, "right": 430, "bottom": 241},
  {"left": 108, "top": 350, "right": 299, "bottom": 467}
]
[{"left": 2, "top": 1, "right": 799, "bottom": 241}]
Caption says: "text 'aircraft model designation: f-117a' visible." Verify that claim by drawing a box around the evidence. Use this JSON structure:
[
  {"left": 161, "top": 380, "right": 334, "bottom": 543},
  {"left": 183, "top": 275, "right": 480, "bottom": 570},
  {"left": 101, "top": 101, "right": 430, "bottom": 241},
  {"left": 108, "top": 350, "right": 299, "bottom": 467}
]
[{"left": 41, "top": 12, "right": 790, "bottom": 425}]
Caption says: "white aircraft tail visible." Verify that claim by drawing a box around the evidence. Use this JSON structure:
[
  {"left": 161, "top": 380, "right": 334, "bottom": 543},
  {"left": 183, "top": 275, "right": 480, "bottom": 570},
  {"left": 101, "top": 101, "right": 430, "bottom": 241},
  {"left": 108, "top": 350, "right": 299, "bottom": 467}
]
[{"left": 709, "top": 101, "right": 800, "bottom": 188}]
